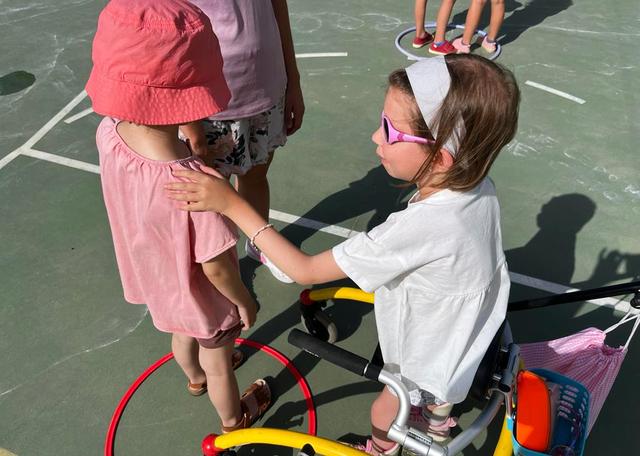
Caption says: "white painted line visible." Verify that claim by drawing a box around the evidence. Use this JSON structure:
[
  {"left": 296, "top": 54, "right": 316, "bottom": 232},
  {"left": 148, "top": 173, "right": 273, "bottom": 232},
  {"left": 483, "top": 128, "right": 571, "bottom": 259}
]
[
  {"left": 295, "top": 52, "right": 348, "bottom": 58},
  {"left": 23, "top": 90, "right": 88, "bottom": 149},
  {"left": 0, "top": 90, "right": 88, "bottom": 171},
  {"left": 269, "top": 209, "right": 356, "bottom": 238},
  {"left": 64, "top": 107, "right": 94, "bottom": 124},
  {"left": 525, "top": 80, "right": 586, "bottom": 104},
  {"left": 0, "top": 148, "right": 24, "bottom": 171},
  {"left": 21, "top": 148, "right": 100, "bottom": 174}
]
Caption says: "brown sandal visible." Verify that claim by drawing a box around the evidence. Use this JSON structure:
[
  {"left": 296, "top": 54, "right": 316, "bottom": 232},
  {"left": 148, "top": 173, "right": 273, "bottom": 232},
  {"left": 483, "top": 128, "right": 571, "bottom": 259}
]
[
  {"left": 187, "top": 349, "right": 245, "bottom": 396},
  {"left": 221, "top": 378, "right": 271, "bottom": 433}
]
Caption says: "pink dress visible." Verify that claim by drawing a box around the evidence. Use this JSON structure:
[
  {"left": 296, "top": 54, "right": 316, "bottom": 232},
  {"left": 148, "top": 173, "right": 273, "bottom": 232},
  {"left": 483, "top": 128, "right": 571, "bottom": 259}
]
[{"left": 96, "top": 117, "right": 241, "bottom": 339}]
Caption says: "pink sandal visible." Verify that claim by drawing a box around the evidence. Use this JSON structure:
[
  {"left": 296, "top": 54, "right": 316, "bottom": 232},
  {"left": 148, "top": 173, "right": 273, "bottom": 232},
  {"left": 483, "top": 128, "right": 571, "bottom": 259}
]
[
  {"left": 479, "top": 36, "right": 497, "bottom": 53},
  {"left": 452, "top": 37, "right": 471, "bottom": 54}
]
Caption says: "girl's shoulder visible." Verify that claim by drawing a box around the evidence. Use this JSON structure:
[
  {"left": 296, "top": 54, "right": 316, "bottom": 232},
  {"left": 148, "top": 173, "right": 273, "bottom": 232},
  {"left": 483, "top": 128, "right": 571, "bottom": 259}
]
[{"left": 96, "top": 117, "right": 118, "bottom": 147}]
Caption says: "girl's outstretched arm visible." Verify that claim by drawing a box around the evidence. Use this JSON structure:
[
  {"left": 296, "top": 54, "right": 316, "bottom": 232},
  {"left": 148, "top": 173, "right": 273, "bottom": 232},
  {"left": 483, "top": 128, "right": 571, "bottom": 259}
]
[{"left": 165, "top": 168, "right": 347, "bottom": 285}]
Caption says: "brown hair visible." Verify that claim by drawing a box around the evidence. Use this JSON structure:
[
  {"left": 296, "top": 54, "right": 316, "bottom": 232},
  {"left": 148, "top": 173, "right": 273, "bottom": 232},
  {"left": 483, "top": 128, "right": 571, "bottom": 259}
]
[{"left": 388, "top": 54, "right": 520, "bottom": 191}]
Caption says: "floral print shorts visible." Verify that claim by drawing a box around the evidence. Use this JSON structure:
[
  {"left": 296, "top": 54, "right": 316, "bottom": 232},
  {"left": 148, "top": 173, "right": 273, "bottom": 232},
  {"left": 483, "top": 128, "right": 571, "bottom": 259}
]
[{"left": 202, "top": 98, "right": 287, "bottom": 176}]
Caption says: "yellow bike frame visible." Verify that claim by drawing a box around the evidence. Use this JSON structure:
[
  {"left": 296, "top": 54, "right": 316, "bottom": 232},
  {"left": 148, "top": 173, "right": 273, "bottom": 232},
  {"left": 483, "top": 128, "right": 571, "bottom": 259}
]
[{"left": 210, "top": 428, "right": 366, "bottom": 456}]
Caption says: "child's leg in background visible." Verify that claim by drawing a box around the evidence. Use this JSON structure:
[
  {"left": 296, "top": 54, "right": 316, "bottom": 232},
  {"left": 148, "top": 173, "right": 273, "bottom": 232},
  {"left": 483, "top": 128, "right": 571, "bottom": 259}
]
[
  {"left": 199, "top": 341, "right": 243, "bottom": 427},
  {"left": 370, "top": 387, "right": 400, "bottom": 451},
  {"left": 414, "top": 0, "right": 429, "bottom": 40},
  {"left": 434, "top": 0, "right": 456, "bottom": 43},
  {"left": 172, "top": 333, "right": 206, "bottom": 386},
  {"left": 487, "top": 0, "right": 505, "bottom": 41},
  {"left": 235, "top": 99, "right": 285, "bottom": 234},
  {"left": 236, "top": 153, "right": 274, "bottom": 221},
  {"left": 412, "top": 0, "right": 433, "bottom": 47},
  {"left": 460, "top": 0, "right": 489, "bottom": 45}
]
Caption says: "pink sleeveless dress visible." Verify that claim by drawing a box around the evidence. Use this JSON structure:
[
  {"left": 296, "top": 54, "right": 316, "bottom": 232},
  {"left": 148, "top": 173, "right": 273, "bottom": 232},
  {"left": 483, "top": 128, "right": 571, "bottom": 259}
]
[{"left": 96, "top": 117, "right": 241, "bottom": 339}]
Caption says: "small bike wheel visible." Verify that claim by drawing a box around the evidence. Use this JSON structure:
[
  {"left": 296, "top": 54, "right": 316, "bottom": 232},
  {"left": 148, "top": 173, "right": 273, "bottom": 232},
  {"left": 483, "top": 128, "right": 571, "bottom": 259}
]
[{"left": 301, "top": 309, "right": 338, "bottom": 344}]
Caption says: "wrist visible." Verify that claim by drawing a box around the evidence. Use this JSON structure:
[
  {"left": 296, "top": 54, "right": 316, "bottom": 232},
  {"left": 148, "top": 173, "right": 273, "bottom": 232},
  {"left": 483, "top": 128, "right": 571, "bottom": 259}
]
[{"left": 224, "top": 193, "right": 249, "bottom": 219}]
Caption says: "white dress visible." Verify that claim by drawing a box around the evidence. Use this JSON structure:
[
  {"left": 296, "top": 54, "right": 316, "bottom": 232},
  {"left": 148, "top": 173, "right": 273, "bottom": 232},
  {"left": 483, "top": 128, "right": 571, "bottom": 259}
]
[{"left": 332, "top": 178, "right": 510, "bottom": 403}]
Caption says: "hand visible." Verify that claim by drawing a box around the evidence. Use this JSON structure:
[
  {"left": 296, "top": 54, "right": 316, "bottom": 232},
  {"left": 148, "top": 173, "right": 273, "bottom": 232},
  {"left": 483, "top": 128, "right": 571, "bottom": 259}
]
[
  {"left": 589, "top": 248, "right": 625, "bottom": 280},
  {"left": 165, "top": 165, "right": 237, "bottom": 212},
  {"left": 237, "top": 300, "right": 257, "bottom": 330},
  {"left": 284, "top": 80, "right": 305, "bottom": 135}
]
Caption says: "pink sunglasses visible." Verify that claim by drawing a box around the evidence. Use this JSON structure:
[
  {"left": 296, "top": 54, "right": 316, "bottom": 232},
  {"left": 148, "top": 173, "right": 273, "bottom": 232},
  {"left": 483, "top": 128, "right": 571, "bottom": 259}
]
[{"left": 381, "top": 112, "right": 434, "bottom": 145}]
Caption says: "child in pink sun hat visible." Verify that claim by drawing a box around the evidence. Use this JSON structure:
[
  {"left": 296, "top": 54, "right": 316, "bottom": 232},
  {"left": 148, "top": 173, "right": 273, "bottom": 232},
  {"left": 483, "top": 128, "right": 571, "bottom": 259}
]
[{"left": 86, "top": 0, "right": 270, "bottom": 432}]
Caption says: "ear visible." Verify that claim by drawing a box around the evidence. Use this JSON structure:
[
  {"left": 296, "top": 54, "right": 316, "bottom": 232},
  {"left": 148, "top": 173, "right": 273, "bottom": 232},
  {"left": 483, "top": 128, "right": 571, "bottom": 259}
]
[{"left": 435, "top": 148, "right": 454, "bottom": 171}]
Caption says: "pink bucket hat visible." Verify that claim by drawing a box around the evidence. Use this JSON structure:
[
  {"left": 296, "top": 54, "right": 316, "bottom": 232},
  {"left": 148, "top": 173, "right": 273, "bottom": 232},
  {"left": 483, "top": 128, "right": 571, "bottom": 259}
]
[{"left": 86, "top": 0, "right": 230, "bottom": 125}]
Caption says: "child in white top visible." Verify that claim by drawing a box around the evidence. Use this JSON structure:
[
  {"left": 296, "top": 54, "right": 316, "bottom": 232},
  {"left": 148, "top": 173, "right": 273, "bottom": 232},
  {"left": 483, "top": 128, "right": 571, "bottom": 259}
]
[{"left": 165, "top": 54, "right": 520, "bottom": 454}]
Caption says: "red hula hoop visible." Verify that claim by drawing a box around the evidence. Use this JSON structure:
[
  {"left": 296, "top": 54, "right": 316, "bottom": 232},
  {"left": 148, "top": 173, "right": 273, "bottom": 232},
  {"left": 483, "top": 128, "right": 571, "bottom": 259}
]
[{"left": 105, "top": 338, "right": 317, "bottom": 455}]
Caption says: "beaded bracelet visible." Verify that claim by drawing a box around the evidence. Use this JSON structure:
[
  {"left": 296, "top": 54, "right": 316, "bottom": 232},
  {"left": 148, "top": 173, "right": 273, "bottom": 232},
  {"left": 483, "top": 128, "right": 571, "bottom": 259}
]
[{"left": 250, "top": 223, "right": 274, "bottom": 250}]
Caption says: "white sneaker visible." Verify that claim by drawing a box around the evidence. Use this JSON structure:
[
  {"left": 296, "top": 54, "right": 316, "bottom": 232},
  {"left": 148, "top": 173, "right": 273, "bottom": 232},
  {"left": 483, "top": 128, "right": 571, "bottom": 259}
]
[
  {"left": 244, "top": 240, "right": 294, "bottom": 283},
  {"left": 245, "top": 239, "right": 262, "bottom": 262}
]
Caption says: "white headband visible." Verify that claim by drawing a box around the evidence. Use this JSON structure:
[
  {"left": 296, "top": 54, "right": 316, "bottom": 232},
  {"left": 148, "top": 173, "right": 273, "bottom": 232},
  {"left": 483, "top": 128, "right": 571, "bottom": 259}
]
[{"left": 405, "top": 56, "right": 462, "bottom": 157}]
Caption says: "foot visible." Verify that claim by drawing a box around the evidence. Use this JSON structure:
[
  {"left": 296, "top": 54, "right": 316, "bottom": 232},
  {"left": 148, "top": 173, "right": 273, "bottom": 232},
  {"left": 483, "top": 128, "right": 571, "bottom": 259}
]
[
  {"left": 412, "top": 32, "right": 434, "bottom": 48},
  {"left": 245, "top": 239, "right": 294, "bottom": 283},
  {"left": 479, "top": 36, "right": 497, "bottom": 53},
  {"left": 186, "top": 349, "right": 244, "bottom": 396},
  {"left": 428, "top": 40, "right": 457, "bottom": 56},
  {"left": 452, "top": 37, "right": 471, "bottom": 54},
  {"left": 187, "top": 380, "right": 207, "bottom": 396},
  {"left": 222, "top": 378, "right": 271, "bottom": 433}
]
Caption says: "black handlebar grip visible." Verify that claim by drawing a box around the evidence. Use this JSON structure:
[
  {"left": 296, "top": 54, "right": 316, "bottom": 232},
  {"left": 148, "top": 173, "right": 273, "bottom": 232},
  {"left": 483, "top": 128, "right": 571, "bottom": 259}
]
[{"left": 288, "top": 329, "right": 370, "bottom": 378}]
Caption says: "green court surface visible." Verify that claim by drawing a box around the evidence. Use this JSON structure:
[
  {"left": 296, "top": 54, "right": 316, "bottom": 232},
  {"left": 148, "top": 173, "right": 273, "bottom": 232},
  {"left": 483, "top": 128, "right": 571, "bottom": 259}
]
[{"left": 1, "top": 0, "right": 638, "bottom": 455}]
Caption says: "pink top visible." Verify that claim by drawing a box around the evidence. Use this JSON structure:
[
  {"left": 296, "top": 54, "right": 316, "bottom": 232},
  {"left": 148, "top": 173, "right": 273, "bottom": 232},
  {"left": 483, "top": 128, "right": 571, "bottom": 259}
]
[
  {"left": 190, "top": 0, "right": 288, "bottom": 119},
  {"left": 96, "top": 117, "right": 241, "bottom": 338}
]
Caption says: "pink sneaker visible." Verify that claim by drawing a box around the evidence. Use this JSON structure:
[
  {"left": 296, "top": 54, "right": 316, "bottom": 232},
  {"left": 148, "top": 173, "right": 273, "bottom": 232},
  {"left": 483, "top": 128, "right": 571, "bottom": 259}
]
[
  {"left": 452, "top": 37, "right": 471, "bottom": 54},
  {"left": 412, "top": 32, "right": 434, "bottom": 48},
  {"left": 479, "top": 36, "right": 497, "bottom": 53},
  {"left": 345, "top": 440, "right": 399, "bottom": 456},
  {"left": 428, "top": 40, "right": 457, "bottom": 56}
]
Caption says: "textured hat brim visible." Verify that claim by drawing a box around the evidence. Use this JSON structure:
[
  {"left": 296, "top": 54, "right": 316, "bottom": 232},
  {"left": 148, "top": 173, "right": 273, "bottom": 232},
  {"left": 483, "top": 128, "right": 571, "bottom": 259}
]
[{"left": 86, "top": 69, "right": 231, "bottom": 125}]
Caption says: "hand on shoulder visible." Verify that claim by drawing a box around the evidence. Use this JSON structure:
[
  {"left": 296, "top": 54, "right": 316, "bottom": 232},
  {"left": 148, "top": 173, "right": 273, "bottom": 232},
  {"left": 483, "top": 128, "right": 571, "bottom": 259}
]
[{"left": 165, "top": 165, "right": 237, "bottom": 213}]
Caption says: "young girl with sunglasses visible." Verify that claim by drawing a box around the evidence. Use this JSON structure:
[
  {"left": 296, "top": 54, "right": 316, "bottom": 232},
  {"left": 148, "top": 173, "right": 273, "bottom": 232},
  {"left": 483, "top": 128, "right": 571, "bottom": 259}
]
[{"left": 166, "top": 54, "right": 520, "bottom": 454}]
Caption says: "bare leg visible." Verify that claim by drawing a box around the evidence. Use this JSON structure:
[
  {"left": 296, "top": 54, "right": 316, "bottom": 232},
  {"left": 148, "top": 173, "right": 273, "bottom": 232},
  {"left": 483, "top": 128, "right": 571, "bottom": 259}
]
[
  {"left": 487, "top": 0, "right": 505, "bottom": 41},
  {"left": 414, "top": 0, "right": 428, "bottom": 38},
  {"left": 172, "top": 333, "right": 206, "bottom": 385},
  {"left": 370, "top": 387, "right": 400, "bottom": 451},
  {"left": 434, "top": 0, "right": 456, "bottom": 42},
  {"left": 462, "top": 0, "right": 488, "bottom": 44},
  {"left": 236, "top": 153, "right": 274, "bottom": 221},
  {"left": 199, "top": 342, "right": 242, "bottom": 427}
]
